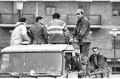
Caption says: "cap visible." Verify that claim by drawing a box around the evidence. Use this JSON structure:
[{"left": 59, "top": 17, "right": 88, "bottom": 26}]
[
  {"left": 76, "top": 9, "right": 84, "bottom": 14},
  {"left": 92, "top": 47, "right": 99, "bottom": 50}
]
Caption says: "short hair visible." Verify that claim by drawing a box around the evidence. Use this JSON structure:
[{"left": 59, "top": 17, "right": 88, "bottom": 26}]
[
  {"left": 76, "top": 9, "right": 84, "bottom": 14},
  {"left": 19, "top": 17, "right": 27, "bottom": 22},
  {"left": 53, "top": 13, "right": 60, "bottom": 19},
  {"left": 36, "top": 16, "right": 43, "bottom": 22},
  {"left": 92, "top": 47, "right": 99, "bottom": 51}
]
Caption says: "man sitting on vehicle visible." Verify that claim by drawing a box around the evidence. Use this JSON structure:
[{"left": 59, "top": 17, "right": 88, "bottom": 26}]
[
  {"left": 10, "top": 17, "right": 31, "bottom": 45},
  {"left": 47, "top": 13, "right": 69, "bottom": 44}
]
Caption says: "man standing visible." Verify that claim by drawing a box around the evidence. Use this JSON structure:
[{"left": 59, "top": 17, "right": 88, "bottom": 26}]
[
  {"left": 10, "top": 17, "right": 31, "bottom": 45},
  {"left": 70, "top": 9, "right": 92, "bottom": 76},
  {"left": 47, "top": 13, "right": 69, "bottom": 44},
  {"left": 72, "top": 9, "right": 91, "bottom": 62},
  {"left": 29, "top": 16, "right": 48, "bottom": 44}
]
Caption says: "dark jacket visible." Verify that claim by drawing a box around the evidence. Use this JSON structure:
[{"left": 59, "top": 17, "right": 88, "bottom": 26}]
[
  {"left": 29, "top": 23, "right": 48, "bottom": 44},
  {"left": 89, "top": 53, "right": 107, "bottom": 71},
  {"left": 73, "top": 16, "right": 91, "bottom": 45}
]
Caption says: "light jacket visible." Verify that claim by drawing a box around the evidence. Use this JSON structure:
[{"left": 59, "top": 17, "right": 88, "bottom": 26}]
[{"left": 47, "top": 19, "right": 69, "bottom": 43}]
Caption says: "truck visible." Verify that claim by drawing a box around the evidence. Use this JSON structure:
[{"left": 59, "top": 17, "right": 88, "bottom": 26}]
[
  {"left": 0, "top": 44, "right": 110, "bottom": 79},
  {"left": 0, "top": 44, "right": 81, "bottom": 79}
]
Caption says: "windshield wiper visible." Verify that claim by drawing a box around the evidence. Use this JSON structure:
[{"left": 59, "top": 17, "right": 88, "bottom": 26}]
[
  {"left": 17, "top": 72, "right": 44, "bottom": 78},
  {"left": 9, "top": 72, "right": 20, "bottom": 78},
  {"left": 32, "top": 73, "right": 58, "bottom": 78},
  {"left": 0, "top": 72, "right": 19, "bottom": 78},
  {"left": 0, "top": 72, "right": 60, "bottom": 78},
  {"left": 0, "top": 72, "right": 9, "bottom": 76}
]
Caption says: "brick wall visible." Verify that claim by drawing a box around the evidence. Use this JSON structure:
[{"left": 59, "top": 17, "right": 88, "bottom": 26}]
[
  {"left": 37, "top": 1, "right": 79, "bottom": 25},
  {"left": 91, "top": 28, "right": 112, "bottom": 49},
  {"left": 0, "top": 2, "right": 12, "bottom": 50},
  {"left": 0, "top": 1, "right": 12, "bottom": 13},
  {"left": 0, "top": 2, "right": 120, "bottom": 74},
  {"left": 0, "top": 28, "right": 11, "bottom": 50},
  {"left": 90, "top": 1, "right": 120, "bottom": 26},
  {"left": 0, "top": 1, "right": 119, "bottom": 55}
]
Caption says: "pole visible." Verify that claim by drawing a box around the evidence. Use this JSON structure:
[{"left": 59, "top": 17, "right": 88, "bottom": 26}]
[
  {"left": 113, "top": 35, "right": 116, "bottom": 74},
  {"left": 18, "top": 10, "right": 22, "bottom": 21}
]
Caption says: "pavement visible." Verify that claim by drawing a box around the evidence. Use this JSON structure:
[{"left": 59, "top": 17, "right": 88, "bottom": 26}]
[{"left": 109, "top": 74, "right": 120, "bottom": 78}]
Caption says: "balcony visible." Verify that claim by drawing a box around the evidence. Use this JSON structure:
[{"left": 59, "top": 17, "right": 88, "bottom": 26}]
[
  {"left": 67, "top": 14, "right": 101, "bottom": 29},
  {"left": 0, "top": 13, "right": 35, "bottom": 28}
]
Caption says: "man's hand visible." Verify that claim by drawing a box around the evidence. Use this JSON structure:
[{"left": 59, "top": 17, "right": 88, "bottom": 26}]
[
  {"left": 69, "top": 38, "right": 79, "bottom": 43},
  {"left": 69, "top": 38, "right": 74, "bottom": 43},
  {"left": 74, "top": 38, "right": 79, "bottom": 43}
]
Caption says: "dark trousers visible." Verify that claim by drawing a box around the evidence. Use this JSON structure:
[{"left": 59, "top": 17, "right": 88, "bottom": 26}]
[
  {"left": 80, "top": 42, "right": 90, "bottom": 57},
  {"left": 79, "top": 42, "right": 90, "bottom": 75}
]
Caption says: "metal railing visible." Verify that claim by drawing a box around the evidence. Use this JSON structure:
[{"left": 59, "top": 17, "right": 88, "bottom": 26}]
[
  {"left": 67, "top": 14, "right": 101, "bottom": 25},
  {"left": 0, "top": 13, "right": 35, "bottom": 24}
]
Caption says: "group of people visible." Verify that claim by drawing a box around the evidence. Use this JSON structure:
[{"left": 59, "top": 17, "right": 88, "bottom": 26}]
[
  {"left": 10, "top": 12, "right": 68, "bottom": 45},
  {"left": 10, "top": 9, "right": 91, "bottom": 60},
  {"left": 10, "top": 8, "right": 107, "bottom": 74}
]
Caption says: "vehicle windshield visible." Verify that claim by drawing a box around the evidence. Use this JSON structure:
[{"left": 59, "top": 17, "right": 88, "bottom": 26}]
[{"left": 0, "top": 52, "right": 62, "bottom": 76}]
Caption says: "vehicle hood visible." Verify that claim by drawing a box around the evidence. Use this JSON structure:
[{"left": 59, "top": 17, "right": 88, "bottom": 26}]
[{"left": 1, "top": 44, "right": 74, "bottom": 53}]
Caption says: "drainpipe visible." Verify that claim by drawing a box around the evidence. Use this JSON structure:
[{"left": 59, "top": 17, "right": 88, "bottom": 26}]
[{"left": 16, "top": 1, "right": 26, "bottom": 21}]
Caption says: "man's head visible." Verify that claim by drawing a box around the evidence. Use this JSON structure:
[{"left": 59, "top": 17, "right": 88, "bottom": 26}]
[
  {"left": 76, "top": 9, "right": 84, "bottom": 19},
  {"left": 92, "top": 47, "right": 99, "bottom": 54},
  {"left": 19, "top": 17, "right": 27, "bottom": 23},
  {"left": 36, "top": 16, "right": 44, "bottom": 24},
  {"left": 53, "top": 13, "right": 60, "bottom": 19}
]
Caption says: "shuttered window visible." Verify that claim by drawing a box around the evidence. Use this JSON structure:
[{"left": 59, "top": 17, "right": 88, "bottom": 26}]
[
  {"left": 112, "top": 2, "right": 120, "bottom": 16},
  {"left": 45, "top": 2, "right": 56, "bottom": 16}
]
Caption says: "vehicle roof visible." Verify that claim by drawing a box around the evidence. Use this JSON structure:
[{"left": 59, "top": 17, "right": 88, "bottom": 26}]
[{"left": 1, "top": 44, "right": 75, "bottom": 53}]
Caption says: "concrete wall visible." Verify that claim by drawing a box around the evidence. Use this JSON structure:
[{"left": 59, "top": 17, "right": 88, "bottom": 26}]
[
  {"left": 37, "top": 1, "right": 79, "bottom": 24},
  {"left": 0, "top": 2, "right": 12, "bottom": 50},
  {"left": 90, "top": 1, "right": 120, "bottom": 27},
  {"left": 0, "top": 1, "right": 120, "bottom": 74},
  {"left": 89, "top": 1, "right": 120, "bottom": 58},
  {"left": 1, "top": 1, "right": 120, "bottom": 26},
  {"left": 0, "top": 28, "right": 11, "bottom": 50},
  {"left": 0, "top": 2, "right": 12, "bottom": 13},
  {"left": 90, "top": 1, "right": 112, "bottom": 26}
]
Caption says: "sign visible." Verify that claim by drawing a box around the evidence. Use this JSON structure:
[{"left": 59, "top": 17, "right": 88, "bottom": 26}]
[
  {"left": 109, "top": 29, "right": 120, "bottom": 36},
  {"left": 16, "top": 1, "right": 24, "bottom": 10}
]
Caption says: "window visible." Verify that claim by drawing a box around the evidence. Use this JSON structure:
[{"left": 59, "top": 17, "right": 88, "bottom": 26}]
[
  {"left": 45, "top": 2, "right": 56, "bottom": 16},
  {"left": 112, "top": 2, "right": 120, "bottom": 16}
]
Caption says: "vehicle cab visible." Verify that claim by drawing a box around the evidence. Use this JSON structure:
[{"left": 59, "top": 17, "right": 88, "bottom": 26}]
[{"left": 0, "top": 44, "right": 79, "bottom": 79}]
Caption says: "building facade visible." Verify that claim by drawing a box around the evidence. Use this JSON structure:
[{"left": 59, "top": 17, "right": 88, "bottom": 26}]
[{"left": 0, "top": 0, "right": 120, "bottom": 73}]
